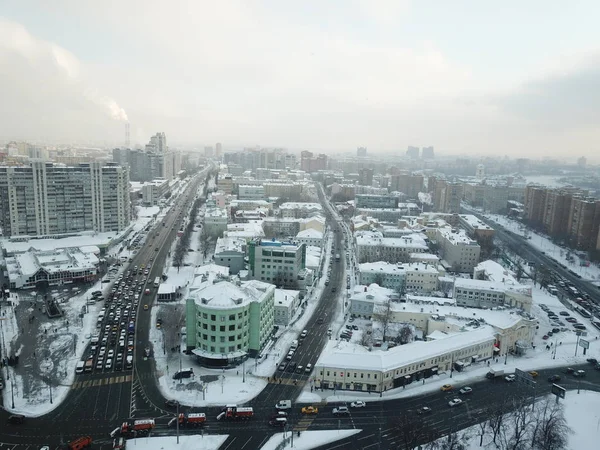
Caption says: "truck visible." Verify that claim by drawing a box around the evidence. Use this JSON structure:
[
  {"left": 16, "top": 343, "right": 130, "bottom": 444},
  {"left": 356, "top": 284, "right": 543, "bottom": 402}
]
[
  {"left": 219, "top": 405, "right": 254, "bottom": 420},
  {"left": 169, "top": 412, "right": 206, "bottom": 427},
  {"left": 120, "top": 419, "right": 155, "bottom": 437},
  {"left": 486, "top": 368, "right": 504, "bottom": 379},
  {"left": 65, "top": 436, "right": 93, "bottom": 450}
]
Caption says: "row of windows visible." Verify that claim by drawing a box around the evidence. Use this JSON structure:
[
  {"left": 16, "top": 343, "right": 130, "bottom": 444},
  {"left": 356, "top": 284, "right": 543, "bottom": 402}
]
[
  {"left": 199, "top": 311, "right": 248, "bottom": 321},
  {"left": 201, "top": 344, "right": 243, "bottom": 353}
]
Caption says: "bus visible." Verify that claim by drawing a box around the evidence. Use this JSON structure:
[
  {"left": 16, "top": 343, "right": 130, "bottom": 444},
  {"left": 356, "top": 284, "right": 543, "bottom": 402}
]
[{"left": 154, "top": 277, "right": 161, "bottom": 288}]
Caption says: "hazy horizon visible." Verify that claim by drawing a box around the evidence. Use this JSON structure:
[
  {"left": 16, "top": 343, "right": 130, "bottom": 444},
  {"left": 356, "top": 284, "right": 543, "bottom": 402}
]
[{"left": 2, "top": 1, "right": 600, "bottom": 162}]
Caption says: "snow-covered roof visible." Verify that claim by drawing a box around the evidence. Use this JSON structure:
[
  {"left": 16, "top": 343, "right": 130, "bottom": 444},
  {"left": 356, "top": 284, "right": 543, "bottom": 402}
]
[
  {"left": 459, "top": 214, "right": 493, "bottom": 231},
  {"left": 5, "top": 247, "right": 99, "bottom": 280},
  {"left": 349, "top": 284, "right": 396, "bottom": 303},
  {"left": 355, "top": 230, "right": 428, "bottom": 249},
  {"left": 437, "top": 227, "right": 477, "bottom": 245},
  {"left": 318, "top": 327, "right": 496, "bottom": 372},
  {"left": 1, "top": 234, "right": 111, "bottom": 255},
  {"left": 274, "top": 288, "right": 300, "bottom": 307},
  {"left": 224, "top": 221, "right": 265, "bottom": 239},
  {"left": 300, "top": 215, "right": 326, "bottom": 225},
  {"left": 359, "top": 261, "right": 441, "bottom": 275},
  {"left": 205, "top": 207, "right": 228, "bottom": 218},
  {"left": 215, "top": 237, "right": 246, "bottom": 254},
  {"left": 279, "top": 202, "right": 322, "bottom": 211},
  {"left": 454, "top": 277, "right": 531, "bottom": 295},
  {"left": 193, "top": 279, "right": 274, "bottom": 310},
  {"left": 158, "top": 283, "right": 177, "bottom": 294},
  {"left": 305, "top": 246, "right": 321, "bottom": 269},
  {"left": 296, "top": 228, "right": 323, "bottom": 239},
  {"left": 474, "top": 260, "right": 519, "bottom": 285},
  {"left": 410, "top": 252, "right": 439, "bottom": 261}
]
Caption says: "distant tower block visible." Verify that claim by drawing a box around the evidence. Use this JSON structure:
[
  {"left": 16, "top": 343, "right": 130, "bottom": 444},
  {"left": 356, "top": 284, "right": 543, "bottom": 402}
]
[
  {"left": 125, "top": 122, "right": 131, "bottom": 148},
  {"left": 476, "top": 164, "right": 485, "bottom": 180}
]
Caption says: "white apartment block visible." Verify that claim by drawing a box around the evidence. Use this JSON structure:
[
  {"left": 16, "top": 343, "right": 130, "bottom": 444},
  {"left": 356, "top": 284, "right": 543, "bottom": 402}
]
[
  {"left": 141, "top": 178, "right": 170, "bottom": 206},
  {"left": 274, "top": 288, "right": 301, "bottom": 326},
  {"left": 204, "top": 207, "right": 229, "bottom": 237},
  {"left": 296, "top": 228, "right": 324, "bottom": 248},
  {"left": 248, "top": 239, "right": 306, "bottom": 289},
  {"left": 355, "top": 231, "right": 428, "bottom": 264},
  {"left": 0, "top": 161, "right": 130, "bottom": 237},
  {"left": 359, "top": 261, "right": 444, "bottom": 293},
  {"left": 435, "top": 227, "right": 481, "bottom": 273}
]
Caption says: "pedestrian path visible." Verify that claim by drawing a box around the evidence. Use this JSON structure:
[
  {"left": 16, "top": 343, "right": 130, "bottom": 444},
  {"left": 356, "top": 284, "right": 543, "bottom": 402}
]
[
  {"left": 72, "top": 374, "right": 132, "bottom": 389},
  {"left": 268, "top": 377, "right": 306, "bottom": 387}
]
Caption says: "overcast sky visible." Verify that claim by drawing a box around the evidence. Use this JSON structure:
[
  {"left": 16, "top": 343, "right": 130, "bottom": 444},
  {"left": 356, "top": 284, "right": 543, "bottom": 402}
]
[{"left": 1, "top": 1, "right": 600, "bottom": 162}]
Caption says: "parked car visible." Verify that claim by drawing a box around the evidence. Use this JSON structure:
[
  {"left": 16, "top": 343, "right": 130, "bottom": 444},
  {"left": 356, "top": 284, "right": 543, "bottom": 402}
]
[{"left": 441, "top": 384, "right": 453, "bottom": 392}]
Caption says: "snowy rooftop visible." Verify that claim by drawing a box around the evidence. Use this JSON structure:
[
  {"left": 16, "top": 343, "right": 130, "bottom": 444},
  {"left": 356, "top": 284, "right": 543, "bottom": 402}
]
[
  {"left": 410, "top": 252, "right": 440, "bottom": 261},
  {"left": 459, "top": 214, "right": 493, "bottom": 231},
  {"left": 193, "top": 279, "right": 274, "bottom": 309},
  {"left": 356, "top": 204, "right": 419, "bottom": 212},
  {"left": 359, "top": 261, "right": 441, "bottom": 275},
  {"left": 474, "top": 260, "right": 520, "bottom": 285},
  {"left": 355, "top": 230, "right": 428, "bottom": 249},
  {"left": 6, "top": 247, "right": 99, "bottom": 278},
  {"left": 437, "top": 227, "right": 477, "bottom": 245},
  {"left": 454, "top": 277, "right": 531, "bottom": 295},
  {"left": 318, "top": 326, "right": 496, "bottom": 372},
  {"left": 350, "top": 284, "right": 396, "bottom": 303},
  {"left": 305, "top": 246, "right": 321, "bottom": 269},
  {"left": 296, "top": 228, "right": 323, "bottom": 239},
  {"left": 1, "top": 234, "right": 112, "bottom": 254},
  {"left": 274, "top": 288, "right": 300, "bottom": 307},
  {"left": 224, "top": 221, "right": 265, "bottom": 239},
  {"left": 205, "top": 207, "right": 228, "bottom": 218},
  {"left": 279, "top": 202, "right": 322, "bottom": 211},
  {"left": 215, "top": 237, "right": 246, "bottom": 254}
]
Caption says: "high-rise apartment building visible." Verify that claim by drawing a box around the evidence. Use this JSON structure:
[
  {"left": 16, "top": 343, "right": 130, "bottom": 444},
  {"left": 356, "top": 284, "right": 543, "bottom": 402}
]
[
  {"left": 390, "top": 173, "right": 424, "bottom": 198},
  {"left": 248, "top": 239, "right": 306, "bottom": 289},
  {"left": 542, "top": 189, "right": 574, "bottom": 238},
  {"left": 112, "top": 133, "right": 180, "bottom": 182},
  {"left": 421, "top": 146, "right": 435, "bottom": 159},
  {"left": 300, "top": 151, "right": 327, "bottom": 173},
  {"left": 567, "top": 197, "right": 600, "bottom": 250},
  {"left": 432, "top": 180, "right": 463, "bottom": 213},
  {"left": 0, "top": 161, "right": 130, "bottom": 236},
  {"left": 216, "top": 142, "right": 223, "bottom": 158},
  {"left": 406, "top": 146, "right": 420, "bottom": 159},
  {"left": 357, "top": 147, "right": 367, "bottom": 157},
  {"left": 358, "top": 168, "right": 373, "bottom": 186},
  {"left": 523, "top": 185, "right": 547, "bottom": 225}
]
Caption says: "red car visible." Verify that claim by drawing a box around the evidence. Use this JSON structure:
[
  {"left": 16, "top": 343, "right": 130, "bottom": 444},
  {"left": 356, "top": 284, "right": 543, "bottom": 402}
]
[{"left": 542, "top": 335, "right": 549, "bottom": 340}]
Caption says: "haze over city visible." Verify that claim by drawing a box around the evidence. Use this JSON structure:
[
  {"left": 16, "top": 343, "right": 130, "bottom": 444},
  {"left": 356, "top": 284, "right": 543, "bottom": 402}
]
[{"left": 1, "top": 0, "right": 600, "bottom": 162}]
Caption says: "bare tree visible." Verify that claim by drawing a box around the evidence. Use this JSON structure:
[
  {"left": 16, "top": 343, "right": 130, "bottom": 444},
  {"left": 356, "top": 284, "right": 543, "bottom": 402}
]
[
  {"left": 398, "top": 325, "right": 413, "bottom": 345},
  {"left": 531, "top": 398, "right": 572, "bottom": 450},
  {"left": 359, "top": 332, "right": 371, "bottom": 347},
  {"left": 500, "top": 398, "right": 534, "bottom": 450},
  {"left": 373, "top": 297, "right": 393, "bottom": 342},
  {"left": 392, "top": 412, "right": 436, "bottom": 450},
  {"left": 425, "top": 430, "right": 470, "bottom": 450},
  {"left": 486, "top": 396, "right": 510, "bottom": 446},
  {"left": 476, "top": 419, "right": 487, "bottom": 447},
  {"left": 373, "top": 273, "right": 385, "bottom": 287}
]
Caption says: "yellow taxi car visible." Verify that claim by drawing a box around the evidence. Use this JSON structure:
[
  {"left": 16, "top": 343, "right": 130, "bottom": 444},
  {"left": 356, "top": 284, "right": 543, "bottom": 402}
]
[
  {"left": 440, "top": 384, "right": 453, "bottom": 392},
  {"left": 301, "top": 406, "right": 319, "bottom": 415},
  {"left": 529, "top": 371, "right": 539, "bottom": 377},
  {"left": 144, "top": 304, "right": 149, "bottom": 311}
]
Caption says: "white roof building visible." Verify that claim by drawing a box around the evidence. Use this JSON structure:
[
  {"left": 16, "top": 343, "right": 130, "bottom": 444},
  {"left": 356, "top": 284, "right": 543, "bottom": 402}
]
[
  {"left": 5, "top": 247, "right": 99, "bottom": 289},
  {"left": 296, "top": 228, "right": 324, "bottom": 248},
  {"left": 355, "top": 230, "right": 428, "bottom": 264}
]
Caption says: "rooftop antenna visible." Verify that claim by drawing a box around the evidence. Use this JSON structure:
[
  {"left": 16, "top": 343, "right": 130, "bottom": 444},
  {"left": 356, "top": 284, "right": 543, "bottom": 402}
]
[{"left": 125, "top": 122, "right": 130, "bottom": 148}]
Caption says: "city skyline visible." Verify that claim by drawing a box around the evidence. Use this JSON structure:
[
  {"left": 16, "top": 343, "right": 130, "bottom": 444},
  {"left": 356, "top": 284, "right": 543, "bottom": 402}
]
[{"left": 1, "top": 1, "right": 600, "bottom": 162}]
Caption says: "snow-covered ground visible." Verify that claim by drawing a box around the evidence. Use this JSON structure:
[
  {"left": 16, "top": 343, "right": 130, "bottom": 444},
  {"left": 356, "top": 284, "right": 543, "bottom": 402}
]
[
  {"left": 259, "top": 429, "right": 361, "bottom": 450},
  {"left": 427, "top": 391, "right": 600, "bottom": 450},
  {"left": 128, "top": 434, "right": 227, "bottom": 450},
  {"left": 485, "top": 214, "right": 600, "bottom": 282}
]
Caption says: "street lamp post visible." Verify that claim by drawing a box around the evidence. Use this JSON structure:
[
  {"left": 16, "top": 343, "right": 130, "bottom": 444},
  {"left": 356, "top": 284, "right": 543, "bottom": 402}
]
[
  {"left": 11, "top": 379, "right": 15, "bottom": 409},
  {"left": 49, "top": 381, "right": 53, "bottom": 404}
]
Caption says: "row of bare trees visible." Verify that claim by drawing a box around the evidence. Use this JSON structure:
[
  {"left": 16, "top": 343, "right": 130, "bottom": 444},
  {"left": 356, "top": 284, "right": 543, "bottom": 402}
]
[{"left": 392, "top": 395, "right": 571, "bottom": 450}]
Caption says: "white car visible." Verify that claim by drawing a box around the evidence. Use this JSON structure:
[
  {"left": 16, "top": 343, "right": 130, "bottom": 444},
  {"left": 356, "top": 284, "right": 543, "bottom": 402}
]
[
  {"left": 448, "top": 398, "right": 463, "bottom": 407},
  {"left": 504, "top": 374, "right": 516, "bottom": 382},
  {"left": 459, "top": 387, "right": 473, "bottom": 395},
  {"left": 350, "top": 401, "right": 366, "bottom": 408}
]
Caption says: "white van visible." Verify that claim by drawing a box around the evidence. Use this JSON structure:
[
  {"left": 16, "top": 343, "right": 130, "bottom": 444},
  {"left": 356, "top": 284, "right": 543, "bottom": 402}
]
[
  {"left": 286, "top": 351, "right": 294, "bottom": 361},
  {"left": 275, "top": 400, "right": 292, "bottom": 410},
  {"left": 75, "top": 361, "right": 85, "bottom": 374},
  {"left": 290, "top": 340, "right": 299, "bottom": 351},
  {"left": 305, "top": 363, "right": 312, "bottom": 374}
]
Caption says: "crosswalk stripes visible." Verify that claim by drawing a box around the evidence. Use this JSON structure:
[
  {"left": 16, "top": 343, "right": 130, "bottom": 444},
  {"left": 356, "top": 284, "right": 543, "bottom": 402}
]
[
  {"left": 268, "top": 377, "right": 305, "bottom": 387},
  {"left": 294, "top": 416, "right": 315, "bottom": 432},
  {"left": 72, "top": 374, "right": 132, "bottom": 389}
]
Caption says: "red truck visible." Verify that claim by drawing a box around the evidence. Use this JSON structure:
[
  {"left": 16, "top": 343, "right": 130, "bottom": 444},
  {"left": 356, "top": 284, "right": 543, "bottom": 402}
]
[
  {"left": 223, "top": 406, "right": 254, "bottom": 420},
  {"left": 170, "top": 412, "right": 206, "bottom": 427},
  {"left": 120, "top": 419, "right": 155, "bottom": 437},
  {"left": 65, "top": 436, "right": 92, "bottom": 450}
]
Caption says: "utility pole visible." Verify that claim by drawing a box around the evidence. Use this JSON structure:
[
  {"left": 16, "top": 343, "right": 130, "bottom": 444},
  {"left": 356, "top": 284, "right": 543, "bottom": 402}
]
[
  {"left": 176, "top": 401, "right": 180, "bottom": 444},
  {"left": 243, "top": 358, "right": 245, "bottom": 383}
]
